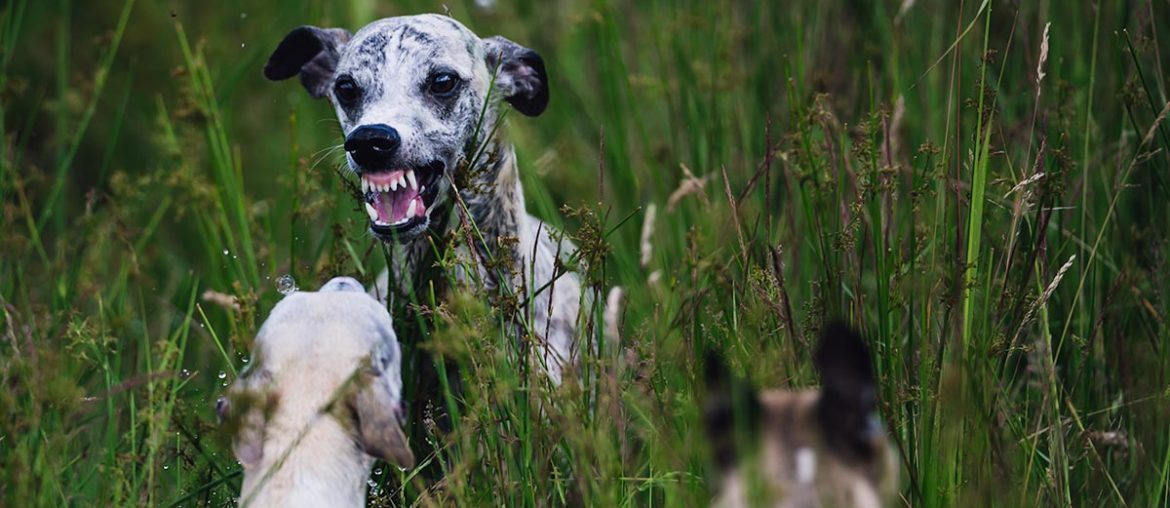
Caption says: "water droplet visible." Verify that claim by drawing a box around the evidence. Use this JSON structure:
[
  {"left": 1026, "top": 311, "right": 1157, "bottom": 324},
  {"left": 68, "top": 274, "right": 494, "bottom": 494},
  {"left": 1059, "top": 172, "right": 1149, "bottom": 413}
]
[
  {"left": 217, "top": 371, "right": 227, "bottom": 380},
  {"left": 242, "top": 357, "right": 249, "bottom": 364},
  {"left": 180, "top": 369, "right": 191, "bottom": 378},
  {"left": 374, "top": 468, "right": 382, "bottom": 475},
  {"left": 276, "top": 274, "right": 298, "bottom": 295},
  {"left": 367, "top": 479, "right": 377, "bottom": 488},
  {"left": 222, "top": 249, "right": 230, "bottom": 256},
  {"left": 163, "top": 464, "right": 170, "bottom": 470}
]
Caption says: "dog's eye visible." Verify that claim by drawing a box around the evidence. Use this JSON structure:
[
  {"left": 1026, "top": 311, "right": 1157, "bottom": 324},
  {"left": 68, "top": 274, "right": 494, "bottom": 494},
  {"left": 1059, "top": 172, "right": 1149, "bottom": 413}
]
[
  {"left": 428, "top": 72, "right": 459, "bottom": 97},
  {"left": 334, "top": 76, "right": 361, "bottom": 106}
]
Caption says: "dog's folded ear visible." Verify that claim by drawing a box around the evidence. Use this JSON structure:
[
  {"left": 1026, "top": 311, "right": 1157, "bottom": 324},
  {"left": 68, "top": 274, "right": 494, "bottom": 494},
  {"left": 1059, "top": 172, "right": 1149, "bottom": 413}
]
[
  {"left": 348, "top": 374, "right": 415, "bottom": 468},
  {"left": 701, "top": 350, "right": 761, "bottom": 471},
  {"left": 345, "top": 347, "right": 414, "bottom": 469},
  {"left": 814, "top": 321, "right": 881, "bottom": 460},
  {"left": 221, "top": 368, "right": 274, "bottom": 469},
  {"left": 265, "top": 26, "right": 352, "bottom": 99},
  {"left": 483, "top": 36, "right": 550, "bottom": 117}
]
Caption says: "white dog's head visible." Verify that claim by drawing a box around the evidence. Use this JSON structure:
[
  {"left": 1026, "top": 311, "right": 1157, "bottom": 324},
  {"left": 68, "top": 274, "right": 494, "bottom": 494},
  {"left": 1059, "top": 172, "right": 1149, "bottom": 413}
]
[
  {"left": 264, "top": 14, "right": 549, "bottom": 243},
  {"left": 219, "top": 277, "right": 413, "bottom": 506}
]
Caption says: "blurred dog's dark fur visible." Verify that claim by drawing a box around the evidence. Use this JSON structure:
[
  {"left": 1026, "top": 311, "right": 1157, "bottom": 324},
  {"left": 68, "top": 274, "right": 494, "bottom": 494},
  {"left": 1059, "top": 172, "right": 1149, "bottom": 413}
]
[{"left": 704, "top": 323, "right": 898, "bottom": 507}]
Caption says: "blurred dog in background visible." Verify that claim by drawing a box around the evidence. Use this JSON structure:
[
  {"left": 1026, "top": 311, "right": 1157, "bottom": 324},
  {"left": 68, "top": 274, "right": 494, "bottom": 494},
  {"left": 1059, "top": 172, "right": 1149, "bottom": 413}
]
[{"left": 704, "top": 322, "right": 898, "bottom": 507}]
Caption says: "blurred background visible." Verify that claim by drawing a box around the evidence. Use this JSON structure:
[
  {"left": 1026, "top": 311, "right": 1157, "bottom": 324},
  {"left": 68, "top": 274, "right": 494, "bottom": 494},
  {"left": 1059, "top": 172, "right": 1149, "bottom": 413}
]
[{"left": 3, "top": 0, "right": 1170, "bottom": 506}]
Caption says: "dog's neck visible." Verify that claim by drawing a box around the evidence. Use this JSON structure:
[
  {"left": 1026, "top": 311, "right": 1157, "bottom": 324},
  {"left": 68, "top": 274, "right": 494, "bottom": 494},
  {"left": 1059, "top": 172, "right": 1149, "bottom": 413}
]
[
  {"left": 240, "top": 420, "right": 373, "bottom": 508},
  {"left": 456, "top": 139, "right": 521, "bottom": 260},
  {"left": 380, "top": 139, "right": 522, "bottom": 306}
]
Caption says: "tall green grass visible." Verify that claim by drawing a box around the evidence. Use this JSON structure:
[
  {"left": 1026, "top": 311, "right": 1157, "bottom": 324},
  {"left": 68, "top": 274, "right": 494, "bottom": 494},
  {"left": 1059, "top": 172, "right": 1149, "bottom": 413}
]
[{"left": 2, "top": 0, "right": 1169, "bottom": 506}]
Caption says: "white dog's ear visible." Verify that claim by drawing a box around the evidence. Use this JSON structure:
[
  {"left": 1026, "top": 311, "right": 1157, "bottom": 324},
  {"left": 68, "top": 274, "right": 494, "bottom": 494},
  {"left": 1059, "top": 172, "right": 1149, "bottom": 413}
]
[
  {"left": 483, "top": 36, "right": 549, "bottom": 117},
  {"left": 264, "top": 26, "right": 352, "bottom": 98},
  {"left": 346, "top": 333, "right": 413, "bottom": 468},
  {"left": 221, "top": 368, "right": 274, "bottom": 468},
  {"left": 348, "top": 367, "right": 415, "bottom": 468}
]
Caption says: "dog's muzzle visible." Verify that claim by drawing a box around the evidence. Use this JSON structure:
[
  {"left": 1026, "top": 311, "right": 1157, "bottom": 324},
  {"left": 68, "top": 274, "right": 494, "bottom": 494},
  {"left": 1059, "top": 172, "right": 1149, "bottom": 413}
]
[{"left": 345, "top": 124, "right": 445, "bottom": 240}]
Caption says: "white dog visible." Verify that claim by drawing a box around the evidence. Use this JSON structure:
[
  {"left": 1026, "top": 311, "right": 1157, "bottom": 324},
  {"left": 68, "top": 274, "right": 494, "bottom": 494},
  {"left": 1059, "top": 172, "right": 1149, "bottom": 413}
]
[{"left": 219, "top": 277, "right": 414, "bottom": 507}]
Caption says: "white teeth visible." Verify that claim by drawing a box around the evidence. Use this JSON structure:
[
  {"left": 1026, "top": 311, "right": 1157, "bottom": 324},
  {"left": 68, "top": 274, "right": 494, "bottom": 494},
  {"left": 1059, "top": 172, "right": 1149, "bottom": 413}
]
[
  {"left": 364, "top": 202, "right": 378, "bottom": 222},
  {"left": 406, "top": 200, "right": 417, "bottom": 218},
  {"left": 362, "top": 175, "right": 423, "bottom": 194}
]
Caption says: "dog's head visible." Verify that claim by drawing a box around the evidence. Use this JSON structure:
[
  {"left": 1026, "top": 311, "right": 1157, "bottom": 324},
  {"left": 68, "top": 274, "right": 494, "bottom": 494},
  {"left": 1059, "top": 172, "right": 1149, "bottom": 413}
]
[
  {"left": 219, "top": 276, "right": 414, "bottom": 497},
  {"left": 703, "top": 323, "right": 898, "bottom": 507},
  {"left": 265, "top": 14, "right": 549, "bottom": 243}
]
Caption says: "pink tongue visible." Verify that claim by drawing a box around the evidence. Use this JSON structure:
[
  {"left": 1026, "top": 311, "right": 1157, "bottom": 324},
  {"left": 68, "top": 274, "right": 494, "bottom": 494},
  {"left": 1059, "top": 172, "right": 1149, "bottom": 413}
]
[{"left": 374, "top": 187, "right": 421, "bottom": 223}]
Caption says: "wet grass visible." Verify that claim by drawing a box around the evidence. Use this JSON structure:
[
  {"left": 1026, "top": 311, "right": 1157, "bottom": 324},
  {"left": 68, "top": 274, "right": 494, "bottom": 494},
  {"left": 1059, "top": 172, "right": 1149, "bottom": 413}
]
[{"left": 2, "top": 0, "right": 1170, "bottom": 506}]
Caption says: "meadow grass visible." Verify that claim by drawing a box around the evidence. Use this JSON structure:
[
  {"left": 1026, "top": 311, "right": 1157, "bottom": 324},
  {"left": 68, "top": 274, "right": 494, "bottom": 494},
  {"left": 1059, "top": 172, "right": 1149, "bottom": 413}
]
[{"left": 2, "top": 0, "right": 1170, "bottom": 506}]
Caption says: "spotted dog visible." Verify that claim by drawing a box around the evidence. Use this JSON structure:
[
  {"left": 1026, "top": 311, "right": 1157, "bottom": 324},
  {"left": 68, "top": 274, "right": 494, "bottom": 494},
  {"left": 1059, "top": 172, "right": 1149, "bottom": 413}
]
[
  {"left": 264, "top": 14, "right": 586, "bottom": 385},
  {"left": 704, "top": 323, "right": 899, "bottom": 507},
  {"left": 219, "top": 277, "right": 413, "bottom": 508}
]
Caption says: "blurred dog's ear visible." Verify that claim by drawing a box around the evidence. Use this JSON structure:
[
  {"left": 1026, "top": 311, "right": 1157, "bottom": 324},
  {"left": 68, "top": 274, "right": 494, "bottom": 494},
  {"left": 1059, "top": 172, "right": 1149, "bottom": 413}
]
[
  {"left": 814, "top": 321, "right": 880, "bottom": 459},
  {"left": 347, "top": 360, "right": 414, "bottom": 468},
  {"left": 264, "top": 26, "right": 352, "bottom": 99},
  {"left": 483, "top": 36, "right": 550, "bottom": 117},
  {"left": 702, "top": 350, "right": 761, "bottom": 470},
  {"left": 222, "top": 368, "right": 274, "bottom": 468}
]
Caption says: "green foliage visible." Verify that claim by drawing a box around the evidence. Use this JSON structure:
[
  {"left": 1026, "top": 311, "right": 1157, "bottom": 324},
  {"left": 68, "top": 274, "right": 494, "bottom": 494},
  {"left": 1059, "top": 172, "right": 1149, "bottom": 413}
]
[{"left": 2, "top": 0, "right": 1170, "bottom": 506}]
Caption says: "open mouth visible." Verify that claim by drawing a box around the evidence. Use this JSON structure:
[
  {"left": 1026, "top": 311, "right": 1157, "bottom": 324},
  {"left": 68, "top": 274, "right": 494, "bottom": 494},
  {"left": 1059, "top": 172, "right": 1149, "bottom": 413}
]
[{"left": 359, "top": 161, "right": 443, "bottom": 237}]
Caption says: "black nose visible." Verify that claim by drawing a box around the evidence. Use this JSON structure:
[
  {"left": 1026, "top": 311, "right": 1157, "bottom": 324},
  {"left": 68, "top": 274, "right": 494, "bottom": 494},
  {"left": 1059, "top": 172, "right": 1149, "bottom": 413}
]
[{"left": 344, "top": 124, "right": 401, "bottom": 169}]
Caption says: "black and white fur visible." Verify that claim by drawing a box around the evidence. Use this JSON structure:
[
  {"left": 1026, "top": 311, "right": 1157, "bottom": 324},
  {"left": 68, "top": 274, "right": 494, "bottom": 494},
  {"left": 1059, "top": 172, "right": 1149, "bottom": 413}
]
[{"left": 265, "top": 14, "right": 587, "bottom": 384}]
